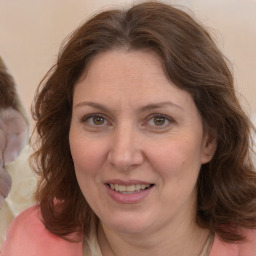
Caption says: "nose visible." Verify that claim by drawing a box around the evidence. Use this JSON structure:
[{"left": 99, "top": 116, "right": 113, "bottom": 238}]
[{"left": 107, "top": 124, "right": 144, "bottom": 171}]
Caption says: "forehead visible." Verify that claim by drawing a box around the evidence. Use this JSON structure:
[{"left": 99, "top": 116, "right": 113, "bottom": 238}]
[
  {"left": 73, "top": 49, "right": 197, "bottom": 113},
  {"left": 78, "top": 49, "right": 166, "bottom": 85}
]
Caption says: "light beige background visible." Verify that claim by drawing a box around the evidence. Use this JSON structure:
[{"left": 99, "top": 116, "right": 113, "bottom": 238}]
[{"left": 0, "top": 0, "right": 256, "bottom": 123}]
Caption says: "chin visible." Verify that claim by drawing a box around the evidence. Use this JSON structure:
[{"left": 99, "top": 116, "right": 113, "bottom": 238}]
[{"left": 101, "top": 212, "right": 155, "bottom": 234}]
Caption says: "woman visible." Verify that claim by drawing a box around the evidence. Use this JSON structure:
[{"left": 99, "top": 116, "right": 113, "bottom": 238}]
[{"left": 2, "top": 2, "right": 256, "bottom": 255}]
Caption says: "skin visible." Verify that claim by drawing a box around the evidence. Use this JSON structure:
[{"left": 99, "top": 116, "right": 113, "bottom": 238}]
[{"left": 69, "top": 50, "right": 216, "bottom": 256}]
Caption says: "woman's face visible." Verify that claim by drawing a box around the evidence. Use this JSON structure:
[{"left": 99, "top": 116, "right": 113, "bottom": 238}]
[{"left": 69, "top": 50, "right": 215, "bottom": 235}]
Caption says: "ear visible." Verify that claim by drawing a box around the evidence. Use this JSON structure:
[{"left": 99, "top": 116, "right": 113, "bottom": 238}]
[
  {"left": 0, "top": 107, "right": 28, "bottom": 164},
  {"left": 201, "top": 129, "right": 217, "bottom": 164}
]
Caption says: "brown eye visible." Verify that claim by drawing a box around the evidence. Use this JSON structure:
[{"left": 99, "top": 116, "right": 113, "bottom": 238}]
[
  {"left": 82, "top": 114, "right": 107, "bottom": 126},
  {"left": 153, "top": 117, "right": 166, "bottom": 126},
  {"left": 92, "top": 116, "right": 105, "bottom": 125},
  {"left": 146, "top": 114, "right": 173, "bottom": 129}
]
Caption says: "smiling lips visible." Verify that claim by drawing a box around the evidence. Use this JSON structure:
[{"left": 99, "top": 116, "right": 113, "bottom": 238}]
[
  {"left": 105, "top": 179, "right": 154, "bottom": 203},
  {"left": 109, "top": 184, "right": 151, "bottom": 193}
]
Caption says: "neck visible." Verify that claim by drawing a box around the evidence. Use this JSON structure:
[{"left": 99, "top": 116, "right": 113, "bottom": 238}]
[{"left": 98, "top": 219, "right": 210, "bottom": 256}]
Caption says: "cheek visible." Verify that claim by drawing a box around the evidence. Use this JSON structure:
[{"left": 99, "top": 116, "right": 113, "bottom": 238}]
[
  {"left": 69, "top": 136, "right": 106, "bottom": 176},
  {"left": 148, "top": 137, "right": 203, "bottom": 178},
  {"left": 148, "top": 139, "right": 203, "bottom": 212},
  {"left": 69, "top": 138, "right": 103, "bottom": 204}
]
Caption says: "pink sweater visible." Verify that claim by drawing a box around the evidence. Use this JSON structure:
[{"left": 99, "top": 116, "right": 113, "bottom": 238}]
[{"left": 1, "top": 206, "right": 256, "bottom": 255}]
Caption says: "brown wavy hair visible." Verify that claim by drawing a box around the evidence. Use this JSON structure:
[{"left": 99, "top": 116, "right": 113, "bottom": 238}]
[{"left": 31, "top": 1, "right": 256, "bottom": 243}]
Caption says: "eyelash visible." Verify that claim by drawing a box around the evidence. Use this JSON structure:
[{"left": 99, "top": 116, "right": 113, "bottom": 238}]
[
  {"left": 145, "top": 114, "right": 174, "bottom": 128},
  {"left": 81, "top": 114, "right": 109, "bottom": 127},
  {"left": 81, "top": 113, "right": 174, "bottom": 129}
]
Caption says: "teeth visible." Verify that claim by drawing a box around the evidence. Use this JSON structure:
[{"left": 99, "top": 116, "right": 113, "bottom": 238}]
[{"left": 109, "top": 184, "right": 151, "bottom": 193}]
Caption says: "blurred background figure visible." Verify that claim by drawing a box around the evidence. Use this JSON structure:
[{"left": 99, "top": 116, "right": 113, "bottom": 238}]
[{"left": 0, "top": 57, "right": 35, "bottom": 247}]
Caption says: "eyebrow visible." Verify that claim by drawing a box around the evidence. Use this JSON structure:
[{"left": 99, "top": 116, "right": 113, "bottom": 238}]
[
  {"left": 74, "top": 101, "right": 110, "bottom": 112},
  {"left": 139, "top": 102, "right": 184, "bottom": 112},
  {"left": 74, "top": 101, "right": 184, "bottom": 112}
]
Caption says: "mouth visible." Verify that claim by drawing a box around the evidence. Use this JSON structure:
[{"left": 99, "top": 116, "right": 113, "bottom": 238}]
[{"left": 107, "top": 184, "right": 154, "bottom": 194}]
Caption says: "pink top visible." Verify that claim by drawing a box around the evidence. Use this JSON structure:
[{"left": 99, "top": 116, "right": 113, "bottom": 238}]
[{"left": 1, "top": 206, "right": 256, "bottom": 256}]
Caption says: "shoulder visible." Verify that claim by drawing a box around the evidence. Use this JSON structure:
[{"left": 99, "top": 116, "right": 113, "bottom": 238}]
[
  {"left": 210, "top": 229, "right": 256, "bottom": 256},
  {"left": 1, "top": 205, "right": 83, "bottom": 256}
]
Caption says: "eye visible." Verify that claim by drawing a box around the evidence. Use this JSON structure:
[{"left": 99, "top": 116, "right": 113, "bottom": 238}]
[
  {"left": 151, "top": 116, "right": 167, "bottom": 126},
  {"left": 146, "top": 114, "right": 173, "bottom": 128},
  {"left": 91, "top": 116, "right": 105, "bottom": 126},
  {"left": 82, "top": 114, "right": 108, "bottom": 127}
]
